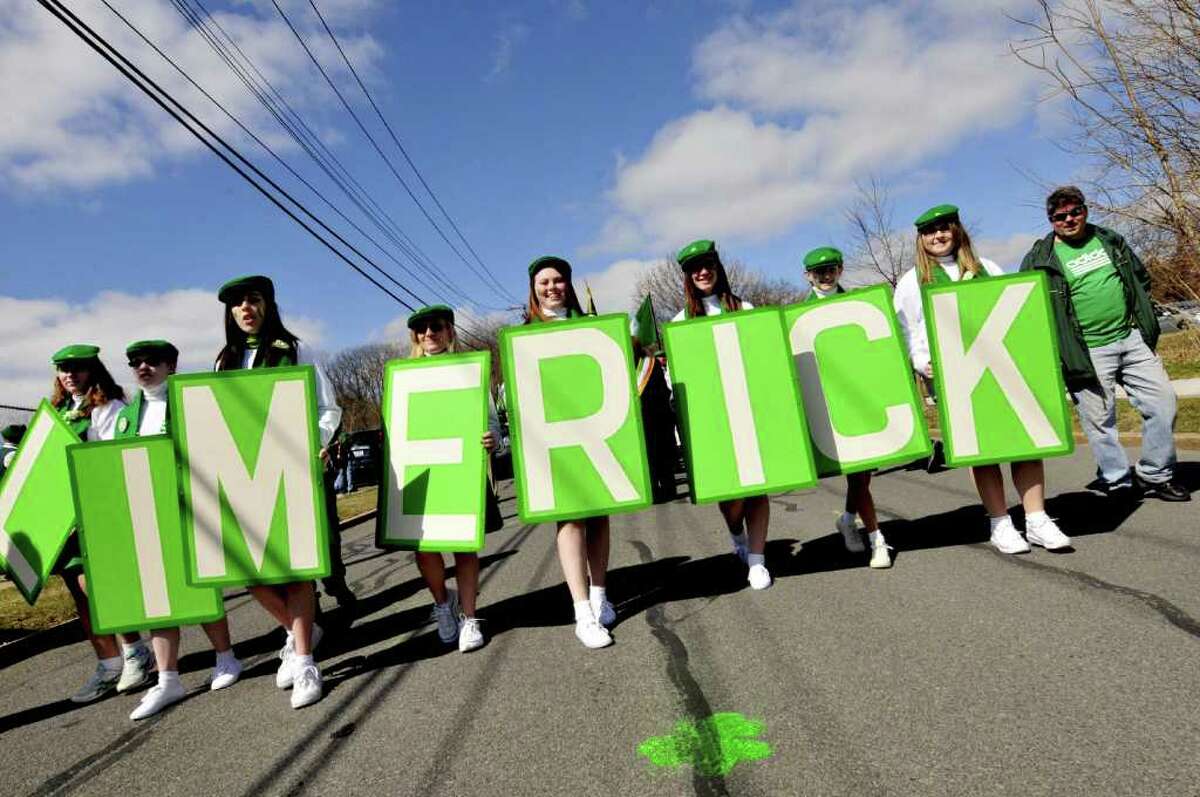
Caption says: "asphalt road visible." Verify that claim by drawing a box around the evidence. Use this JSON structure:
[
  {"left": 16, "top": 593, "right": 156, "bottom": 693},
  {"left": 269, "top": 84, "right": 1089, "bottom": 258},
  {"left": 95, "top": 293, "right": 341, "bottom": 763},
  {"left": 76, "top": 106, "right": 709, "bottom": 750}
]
[{"left": 1, "top": 448, "right": 1198, "bottom": 797}]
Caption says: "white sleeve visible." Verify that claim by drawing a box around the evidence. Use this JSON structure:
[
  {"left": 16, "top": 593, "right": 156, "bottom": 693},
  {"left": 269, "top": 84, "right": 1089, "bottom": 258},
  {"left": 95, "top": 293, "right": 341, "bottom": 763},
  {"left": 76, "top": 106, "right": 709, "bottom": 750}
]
[
  {"left": 3, "top": 450, "right": 15, "bottom": 468},
  {"left": 297, "top": 344, "right": 343, "bottom": 448},
  {"left": 740, "top": 299, "right": 755, "bottom": 310},
  {"left": 892, "top": 270, "right": 930, "bottom": 375},
  {"left": 979, "top": 257, "right": 1007, "bottom": 276},
  {"left": 487, "top": 391, "right": 505, "bottom": 455},
  {"left": 669, "top": 308, "right": 686, "bottom": 323},
  {"left": 88, "top": 399, "right": 125, "bottom": 442}
]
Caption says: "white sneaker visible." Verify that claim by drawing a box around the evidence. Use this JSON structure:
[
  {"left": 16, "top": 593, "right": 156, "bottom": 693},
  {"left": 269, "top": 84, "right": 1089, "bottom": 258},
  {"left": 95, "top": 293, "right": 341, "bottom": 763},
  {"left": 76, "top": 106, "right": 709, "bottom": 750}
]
[
  {"left": 116, "top": 644, "right": 154, "bottom": 693},
  {"left": 129, "top": 680, "right": 185, "bottom": 721},
  {"left": 458, "top": 616, "right": 484, "bottom": 653},
  {"left": 574, "top": 617, "right": 613, "bottom": 649},
  {"left": 1026, "top": 517, "right": 1072, "bottom": 551},
  {"left": 869, "top": 540, "right": 893, "bottom": 569},
  {"left": 748, "top": 563, "right": 773, "bottom": 590},
  {"left": 989, "top": 516, "right": 1031, "bottom": 555},
  {"left": 591, "top": 597, "right": 616, "bottom": 628},
  {"left": 276, "top": 624, "right": 323, "bottom": 689},
  {"left": 209, "top": 656, "right": 242, "bottom": 691},
  {"left": 290, "top": 664, "right": 323, "bottom": 709},
  {"left": 431, "top": 590, "right": 460, "bottom": 644},
  {"left": 70, "top": 662, "right": 121, "bottom": 703},
  {"left": 836, "top": 514, "right": 866, "bottom": 553}
]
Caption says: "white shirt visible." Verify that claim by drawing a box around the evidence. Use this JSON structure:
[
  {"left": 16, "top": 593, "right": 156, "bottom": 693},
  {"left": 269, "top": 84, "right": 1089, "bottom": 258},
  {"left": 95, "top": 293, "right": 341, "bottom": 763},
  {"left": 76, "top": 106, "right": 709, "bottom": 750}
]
[
  {"left": 74, "top": 393, "right": 125, "bottom": 442},
  {"left": 893, "top": 256, "right": 1005, "bottom": 375},
  {"left": 237, "top": 341, "right": 343, "bottom": 448},
  {"left": 670, "top": 295, "right": 754, "bottom": 322},
  {"left": 137, "top": 382, "right": 169, "bottom": 436}
]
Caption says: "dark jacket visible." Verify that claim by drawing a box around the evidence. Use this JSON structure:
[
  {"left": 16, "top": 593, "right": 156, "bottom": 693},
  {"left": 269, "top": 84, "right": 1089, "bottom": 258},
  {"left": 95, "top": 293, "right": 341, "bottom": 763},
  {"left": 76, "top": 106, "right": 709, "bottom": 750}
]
[{"left": 1019, "top": 224, "right": 1158, "bottom": 390}]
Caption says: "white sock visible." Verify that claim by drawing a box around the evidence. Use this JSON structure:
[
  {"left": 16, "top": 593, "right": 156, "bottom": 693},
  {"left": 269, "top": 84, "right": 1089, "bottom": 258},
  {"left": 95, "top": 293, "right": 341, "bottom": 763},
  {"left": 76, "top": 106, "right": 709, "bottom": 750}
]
[
  {"left": 158, "top": 670, "right": 180, "bottom": 687},
  {"left": 868, "top": 530, "right": 886, "bottom": 547},
  {"left": 215, "top": 649, "right": 237, "bottom": 666},
  {"left": 100, "top": 655, "right": 122, "bottom": 674},
  {"left": 293, "top": 654, "right": 314, "bottom": 669},
  {"left": 573, "top": 600, "right": 595, "bottom": 623},
  {"left": 989, "top": 514, "right": 1011, "bottom": 530},
  {"left": 121, "top": 639, "right": 146, "bottom": 655},
  {"left": 839, "top": 511, "right": 857, "bottom": 527},
  {"left": 589, "top": 585, "right": 607, "bottom": 606},
  {"left": 730, "top": 532, "right": 747, "bottom": 547},
  {"left": 1025, "top": 511, "right": 1049, "bottom": 527},
  {"left": 746, "top": 553, "right": 765, "bottom": 568}
]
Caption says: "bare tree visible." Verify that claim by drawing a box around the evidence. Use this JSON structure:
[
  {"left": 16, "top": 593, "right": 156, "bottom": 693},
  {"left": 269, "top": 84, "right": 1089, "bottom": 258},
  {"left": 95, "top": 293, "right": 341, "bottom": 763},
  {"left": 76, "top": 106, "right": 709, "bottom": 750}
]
[
  {"left": 322, "top": 342, "right": 402, "bottom": 431},
  {"left": 844, "top": 177, "right": 911, "bottom": 288}
]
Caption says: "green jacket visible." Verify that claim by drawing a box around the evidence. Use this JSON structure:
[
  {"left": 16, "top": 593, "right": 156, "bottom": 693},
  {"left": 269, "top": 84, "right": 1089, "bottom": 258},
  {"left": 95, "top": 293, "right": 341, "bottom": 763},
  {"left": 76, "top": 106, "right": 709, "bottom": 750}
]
[
  {"left": 1019, "top": 224, "right": 1158, "bottom": 390},
  {"left": 113, "top": 389, "right": 171, "bottom": 438}
]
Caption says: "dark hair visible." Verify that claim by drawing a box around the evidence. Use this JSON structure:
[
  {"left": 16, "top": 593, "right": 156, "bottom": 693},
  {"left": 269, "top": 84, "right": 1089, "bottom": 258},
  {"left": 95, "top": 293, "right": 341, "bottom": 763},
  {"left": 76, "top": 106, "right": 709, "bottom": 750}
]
[
  {"left": 50, "top": 358, "right": 125, "bottom": 412},
  {"left": 215, "top": 295, "right": 300, "bottom": 370},
  {"left": 682, "top": 254, "right": 742, "bottom": 318},
  {"left": 1046, "top": 186, "right": 1086, "bottom": 217}
]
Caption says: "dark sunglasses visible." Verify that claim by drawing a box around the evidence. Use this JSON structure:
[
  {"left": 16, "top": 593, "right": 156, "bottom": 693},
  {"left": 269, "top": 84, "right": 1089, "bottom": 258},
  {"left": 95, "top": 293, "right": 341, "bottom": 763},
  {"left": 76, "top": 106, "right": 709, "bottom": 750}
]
[
  {"left": 56, "top": 360, "right": 92, "bottom": 372},
  {"left": 918, "top": 221, "right": 954, "bottom": 235},
  {"left": 810, "top": 264, "right": 840, "bottom": 276},
  {"left": 412, "top": 320, "right": 448, "bottom": 334},
  {"left": 1050, "top": 205, "right": 1086, "bottom": 223},
  {"left": 128, "top": 356, "right": 164, "bottom": 368}
]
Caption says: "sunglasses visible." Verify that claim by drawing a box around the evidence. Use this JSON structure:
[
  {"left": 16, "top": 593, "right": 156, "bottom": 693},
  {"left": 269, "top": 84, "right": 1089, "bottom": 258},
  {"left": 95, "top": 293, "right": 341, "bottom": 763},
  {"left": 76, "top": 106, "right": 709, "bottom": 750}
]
[
  {"left": 810, "top": 265, "right": 840, "bottom": 276},
  {"left": 412, "top": 320, "right": 448, "bottom": 334},
  {"left": 1050, "top": 205, "right": 1086, "bottom": 223},
  {"left": 918, "top": 221, "right": 953, "bottom": 235},
  {"left": 56, "top": 360, "right": 92, "bottom": 372},
  {"left": 128, "top": 356, "right": 164, "bottom": 368}
]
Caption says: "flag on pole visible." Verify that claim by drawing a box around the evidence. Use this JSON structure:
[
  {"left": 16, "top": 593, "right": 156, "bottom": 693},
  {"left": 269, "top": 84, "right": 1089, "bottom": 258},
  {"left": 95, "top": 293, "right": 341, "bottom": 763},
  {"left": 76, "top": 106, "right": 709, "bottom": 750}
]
[
  {"left": 584, "top": 281, "right": 598, "bottom": 315},
  {"left": 633, "top": 294, "right": 658, "bottom": 351}
]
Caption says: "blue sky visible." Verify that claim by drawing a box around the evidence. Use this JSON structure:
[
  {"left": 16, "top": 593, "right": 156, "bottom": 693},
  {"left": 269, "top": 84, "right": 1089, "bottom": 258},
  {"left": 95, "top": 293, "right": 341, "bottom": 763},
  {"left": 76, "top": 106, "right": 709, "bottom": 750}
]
[{"left": 1, "top": 0, "right": 1079, "bottom": 408}]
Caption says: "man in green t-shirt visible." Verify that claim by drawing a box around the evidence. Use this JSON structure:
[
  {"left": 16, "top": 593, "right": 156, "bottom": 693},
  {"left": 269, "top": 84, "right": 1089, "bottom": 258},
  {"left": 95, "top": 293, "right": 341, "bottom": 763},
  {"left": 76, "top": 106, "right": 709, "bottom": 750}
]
[{"left": 1021, "top": 186, "right": 1188, "bottom": 502}]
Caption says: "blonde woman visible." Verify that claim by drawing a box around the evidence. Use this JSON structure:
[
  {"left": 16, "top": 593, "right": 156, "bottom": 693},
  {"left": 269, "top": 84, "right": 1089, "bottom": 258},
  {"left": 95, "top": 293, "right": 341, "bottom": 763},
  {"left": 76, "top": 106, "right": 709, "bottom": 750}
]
[
  {"left": 404, "top": 304, "right": 500, "bottom": 652},
  {"left": 893, "top": 204, "right": 1072, "bottom": 554},
  {"left": 670, "top": 240, "right": 773, "bottom": 590},
  {"left": 524, "top": 256, "right": 615, "bottom": 648}
]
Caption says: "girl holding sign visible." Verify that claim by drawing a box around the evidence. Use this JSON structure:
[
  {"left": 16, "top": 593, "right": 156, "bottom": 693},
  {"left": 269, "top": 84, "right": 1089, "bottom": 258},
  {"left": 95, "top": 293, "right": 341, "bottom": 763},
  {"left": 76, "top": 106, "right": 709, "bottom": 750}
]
[
  {"left": 893, "top": 205, "right": 1072, "bottom": 554},
  {"left": 118, "top": 340, "right": 243, "bottom": 720},
  {"left": 48, "top": 345, "right": 155, "bottom": 703},
  {"left": 405, "top": 304, "right": 502, "bottom": 653},
  {"left": 215, "top": 275, "right": 343, "bottom": 709},
  {"left": 802, "top": 247, "right": 892, "bottom": 569},
  {"left": 525, "top": 256, "right": 616, "bottom": 649},
  {"left": 671, "top": 240, "right": 773, "bottom": 590}
]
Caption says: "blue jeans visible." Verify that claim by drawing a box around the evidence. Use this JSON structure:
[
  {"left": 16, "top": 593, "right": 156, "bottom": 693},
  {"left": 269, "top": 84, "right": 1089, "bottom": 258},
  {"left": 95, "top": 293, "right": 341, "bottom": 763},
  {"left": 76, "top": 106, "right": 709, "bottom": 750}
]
[{"left": 1070, "top": 330, "right": 1177, "bottom": 486}]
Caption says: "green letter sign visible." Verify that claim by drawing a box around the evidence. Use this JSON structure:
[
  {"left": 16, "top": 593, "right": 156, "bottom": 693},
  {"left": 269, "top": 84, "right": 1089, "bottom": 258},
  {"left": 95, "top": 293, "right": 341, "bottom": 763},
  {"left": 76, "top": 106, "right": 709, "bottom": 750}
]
[
  {"left": 500, "top": 314, "right": 652, "bottom": 523},
  {"left": 784, "top": 286, "right": 932, "bottom": 476},
  {"left": 170, "top": 367, "right": 331, "bottom": 587},
  {"left": 377, "top": 352, "right": 490, "bottom": 552},
  {"left": 662, "top": 308, "right": 817, "bottom": 503},
  {"left": 0, "top": 402, "right": 80, "bottom": 604},
  {"left": 923, "top": 272, "right": 1074, "bottom": 467},
  {"left": 69, "top": 436, "right": 224, "bottom": 634}
]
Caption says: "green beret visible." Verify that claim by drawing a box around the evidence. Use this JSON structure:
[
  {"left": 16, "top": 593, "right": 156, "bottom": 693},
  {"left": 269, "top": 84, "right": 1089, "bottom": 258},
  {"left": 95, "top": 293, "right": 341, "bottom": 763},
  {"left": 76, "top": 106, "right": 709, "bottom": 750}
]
[
  {"left": 528, "top": 256, "right": 571, "bottom": 279},
  {"left": 126, "top": 339, "right": 179, "bottom": 361},
  {"left": 51, "top": 344, "right": 100, "bottom": 365},
  {"left": 406, "top": 304, "right": 455, "bottom": 330},
  {"left": 218, "top": 275, "right": 275, "bottom": 304},
  {"left": 914, "top": 204, "right": 959, "bottom": 229},
  {"left": 676, "top": 239, "right": 718, "bottom": 270},
  {"left": 803, "top": 246, "right": 844, "bottom": 270},
  {"left": 1, "top": 424, "right": 25, "bottom": 443}
]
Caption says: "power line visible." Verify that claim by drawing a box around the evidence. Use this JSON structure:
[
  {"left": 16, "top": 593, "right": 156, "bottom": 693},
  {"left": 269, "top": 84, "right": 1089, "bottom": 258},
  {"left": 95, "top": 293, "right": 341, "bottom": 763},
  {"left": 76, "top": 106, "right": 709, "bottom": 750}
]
[
  {"left": 38, "top": 0, "right": 496, "bottom": 350},
  {"left": 270, "top": 0, "right": 516, "bottom": 305},
  {"left": 306, "top": 0, "right": 516, "bottom": 303}
]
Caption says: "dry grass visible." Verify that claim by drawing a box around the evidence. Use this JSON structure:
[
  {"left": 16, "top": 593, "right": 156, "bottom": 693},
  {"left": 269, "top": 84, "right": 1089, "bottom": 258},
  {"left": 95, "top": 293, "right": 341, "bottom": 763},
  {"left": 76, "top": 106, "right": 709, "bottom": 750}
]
[
  {"left": 1158, "top": 329, "right": 1200, "bottom": 380},
  {"left": 0, "top": 576, "right": 76, "bottom": 633},
  {"left": 336, "top": 485, "right": 378, "bottom": 522}
]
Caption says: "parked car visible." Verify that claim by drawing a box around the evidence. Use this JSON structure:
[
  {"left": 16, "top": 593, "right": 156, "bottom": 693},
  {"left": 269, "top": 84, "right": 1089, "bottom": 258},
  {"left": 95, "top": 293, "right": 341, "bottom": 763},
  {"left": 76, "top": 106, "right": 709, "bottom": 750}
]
[{"left": 346, "top": 428, "right": 382, "bottom": 488}]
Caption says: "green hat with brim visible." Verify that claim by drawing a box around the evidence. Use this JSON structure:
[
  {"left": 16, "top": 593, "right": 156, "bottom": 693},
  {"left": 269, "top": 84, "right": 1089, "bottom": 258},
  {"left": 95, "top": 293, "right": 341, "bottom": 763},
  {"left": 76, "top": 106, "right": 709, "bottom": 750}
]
[
  {"left": 914, "top": 204, "right": 960, "bottom": 229},
  {"left": 218, "top": 275, "right": 275, "bottom": 305},
  {"left": 1, "top": 424, "right": 26, "bottom": 443},
  {"left": 51, "top": 344, "right": 100, "bottom": 366},
  {"left": 676, "top": 239, "right": 718, "bottom": 270},
  {"left": 406, "top": 304, "right": 455, "bottom": 330},
  {"left": 528, "top": 256, "right": 572, "bottom": 280},
  {"left": 803, "top": 246, "right": 844, "bottom": 270},
  {"left": 126, "top": 339, "right": 179, "bottom": 361}
]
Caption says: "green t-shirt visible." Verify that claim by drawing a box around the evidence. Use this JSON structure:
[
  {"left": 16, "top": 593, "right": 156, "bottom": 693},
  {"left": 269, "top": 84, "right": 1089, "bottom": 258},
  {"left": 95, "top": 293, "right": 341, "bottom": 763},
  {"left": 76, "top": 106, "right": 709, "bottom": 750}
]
[{"left": 1054, "top": 235, "right": 1130, "bottom": 348}]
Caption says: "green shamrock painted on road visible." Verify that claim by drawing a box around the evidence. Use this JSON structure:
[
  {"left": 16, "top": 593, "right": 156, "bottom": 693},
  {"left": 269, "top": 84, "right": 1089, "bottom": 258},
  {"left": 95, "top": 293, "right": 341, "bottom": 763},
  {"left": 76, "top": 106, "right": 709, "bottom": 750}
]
[{"left": 638, "top": 712, "right": 773, "bottom": 777}]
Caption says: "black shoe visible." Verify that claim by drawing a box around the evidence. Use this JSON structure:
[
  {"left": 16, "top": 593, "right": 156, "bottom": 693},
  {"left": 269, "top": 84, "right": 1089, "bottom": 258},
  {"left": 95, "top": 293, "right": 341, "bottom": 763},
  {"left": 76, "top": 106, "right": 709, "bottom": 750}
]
[
  {"left": 1136, "top": 476, "right": 1191, "bottom": 502},
  {"left": 1104, "top": 482, "right": 1141, "bottom": 504}
]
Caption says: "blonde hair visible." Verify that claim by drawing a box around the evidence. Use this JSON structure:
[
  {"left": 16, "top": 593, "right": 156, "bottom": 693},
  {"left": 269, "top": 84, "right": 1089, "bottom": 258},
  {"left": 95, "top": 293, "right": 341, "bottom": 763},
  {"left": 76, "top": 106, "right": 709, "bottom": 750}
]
[
  {"left": 407, "top": 326, "right": 459, "bottom": 358},
  {"left": 915, "top": 219, "right": 983, "bottom": 285}
]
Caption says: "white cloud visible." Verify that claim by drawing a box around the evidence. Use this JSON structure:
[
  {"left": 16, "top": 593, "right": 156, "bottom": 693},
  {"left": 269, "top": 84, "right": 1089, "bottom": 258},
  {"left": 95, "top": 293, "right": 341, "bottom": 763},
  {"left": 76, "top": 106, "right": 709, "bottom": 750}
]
[
  {"left": 591, "top": 1, "right": 1042, "bottom": 253},
  {"left": 0, "top": 289, "right": 325, "bottom": 407},
  {"left": 487, "top": 22, "right": 529, "bottom": 80},
  {"left": 577, "top": 258, "right": 661, "bottom": 316},
  {"left": 0, "top": 0, "right": 383, "bottom": 191},
  {"left": 975, "top": 232, "right": 1041, "bottom": 272}
]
